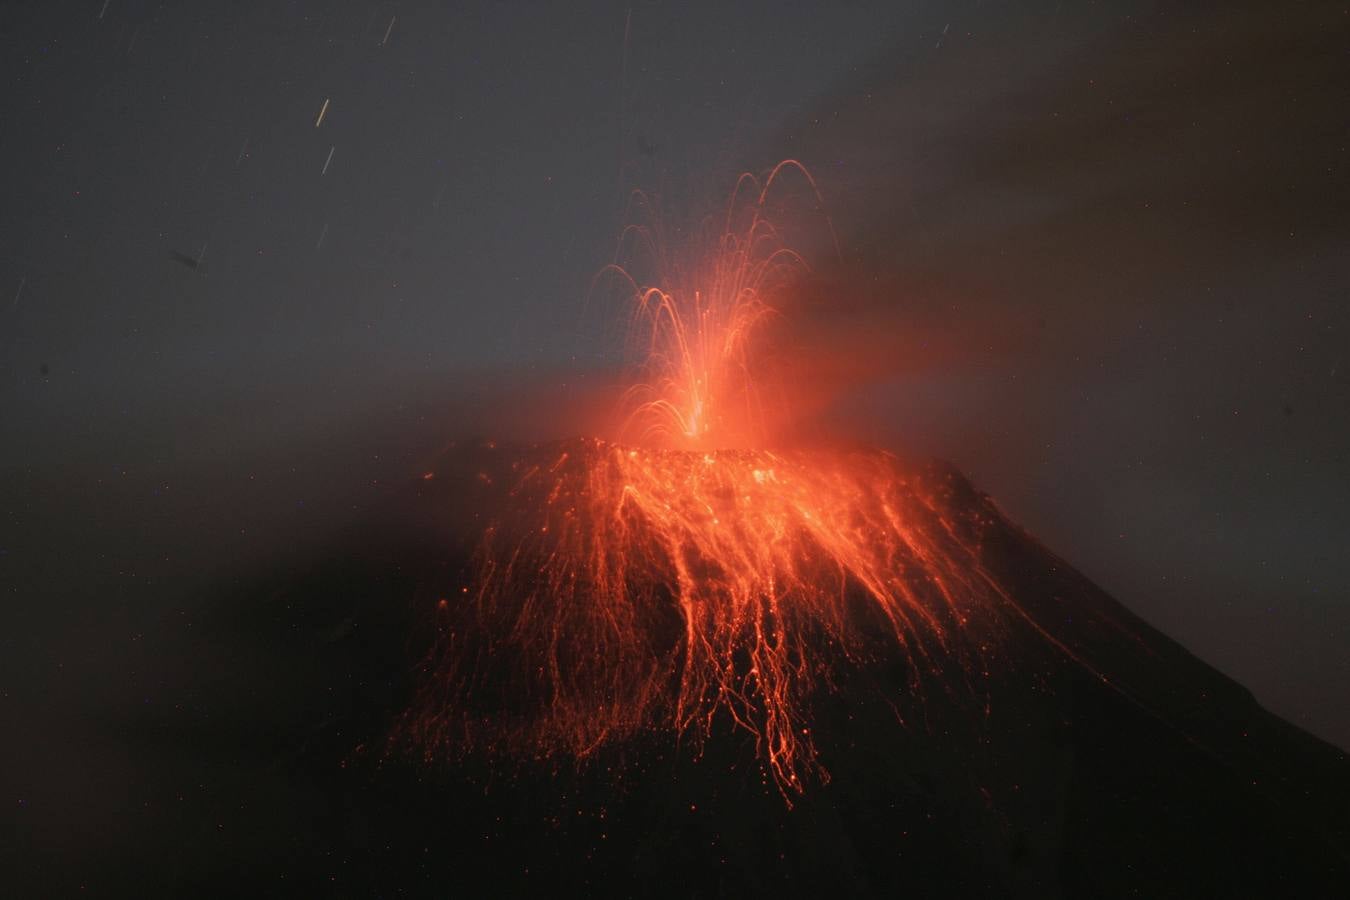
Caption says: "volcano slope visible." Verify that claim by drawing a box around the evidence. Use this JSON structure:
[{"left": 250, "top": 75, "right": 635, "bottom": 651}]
[{"left": 58, "top": 439, "right": 1350, "bottom": 897}]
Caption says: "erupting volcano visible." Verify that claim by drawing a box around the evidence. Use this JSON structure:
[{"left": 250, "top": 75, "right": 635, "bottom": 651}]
[
  {"left": 380, "top": 164, "right": 1349, "bottom": 895},
  {"left": 403, "top": 164, "right": 1074, "bottom": 792}
]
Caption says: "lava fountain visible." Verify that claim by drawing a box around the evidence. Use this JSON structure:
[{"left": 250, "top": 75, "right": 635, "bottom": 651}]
[{"left": 406, "top": 162, "right": 1012, "bottom": 793}]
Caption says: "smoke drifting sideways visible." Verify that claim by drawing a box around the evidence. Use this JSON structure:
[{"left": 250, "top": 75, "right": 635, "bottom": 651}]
[{"left": 766, "top": 1, "right": 1350, "bottom": 752}]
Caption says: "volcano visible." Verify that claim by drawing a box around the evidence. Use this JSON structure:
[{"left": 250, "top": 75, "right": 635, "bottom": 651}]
[
  {"left": 26, "top": 160, "right": 1344, "bottom": 896},
  {"left": 98, "top": 437, "right": 1346, "bottom": 898}
]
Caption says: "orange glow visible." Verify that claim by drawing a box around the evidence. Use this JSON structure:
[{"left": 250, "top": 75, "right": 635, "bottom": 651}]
[
  {"left": 407, "top": 162, "right": 1003, "bottom": 794},
  {"left": 412, "top": 439, "right": 1008, "bottom": 792},
  {"left": 602, "top": 159, "right": 828, "bottom": 451}
]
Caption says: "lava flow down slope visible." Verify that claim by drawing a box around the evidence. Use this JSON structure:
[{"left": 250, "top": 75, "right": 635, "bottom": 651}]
[
  {"left": 404, "top": 438, "right": 1005, "bottom": 793},
  {"left": 133, "top": 162, "right": 1348, "bottom": 897},
  {"left": 347, "top": 162, "right": 1350, "bottom": 895},
  {"left": 348, "top": 435, "right": 1348, "bottom": 898},
  {"left": 400, "top": 161, "right": 1027, "bottom": 793}
]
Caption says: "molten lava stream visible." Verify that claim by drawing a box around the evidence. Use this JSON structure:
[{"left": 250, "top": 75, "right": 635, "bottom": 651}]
[
  {"left": 406, "top": 161, "right": 1002, "bottom": 794},
  {"left": 409, "top": 439, "right": 1008, "bottom": 793}
]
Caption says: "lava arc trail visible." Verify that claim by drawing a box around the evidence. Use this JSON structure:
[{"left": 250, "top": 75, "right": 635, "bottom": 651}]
[{"left": 406, "top": 162, "right": 1016, "bottom": 792}]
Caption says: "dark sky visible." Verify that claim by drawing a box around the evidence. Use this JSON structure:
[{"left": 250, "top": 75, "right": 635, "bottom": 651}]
[{"left": 2, "top": 0, "right": 1347, "bottom": 790}]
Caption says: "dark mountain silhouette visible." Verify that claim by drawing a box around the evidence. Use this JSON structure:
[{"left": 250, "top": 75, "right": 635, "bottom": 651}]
[{"left": 25, "top": 440, "right": 1347, "bottom": 897}]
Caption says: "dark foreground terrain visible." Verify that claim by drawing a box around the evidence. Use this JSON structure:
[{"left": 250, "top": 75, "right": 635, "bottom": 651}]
[{"left": 9, "top": 441, "right": 1349, "bottom": 898}]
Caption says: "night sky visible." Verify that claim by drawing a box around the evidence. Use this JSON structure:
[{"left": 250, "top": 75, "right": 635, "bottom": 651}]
[{"left": 3, "top": 0, "right": 1347, "bottom": 856}]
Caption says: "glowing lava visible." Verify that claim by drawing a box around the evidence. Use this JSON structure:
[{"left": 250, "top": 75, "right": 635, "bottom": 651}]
[
  {"left": 408, "top": 162, "right": 1005, "bottom": 793},
  {"left": 607, "top": 162, "right": 816, "bottom": 450}
]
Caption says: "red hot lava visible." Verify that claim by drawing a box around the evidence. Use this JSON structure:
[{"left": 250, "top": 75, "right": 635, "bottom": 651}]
[{"left": 407, "top": 162, "right": 1011, "bottom": 792}]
